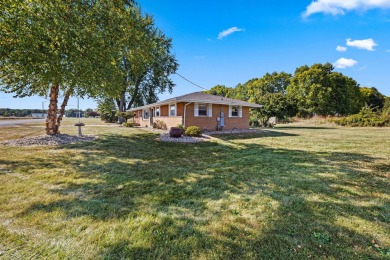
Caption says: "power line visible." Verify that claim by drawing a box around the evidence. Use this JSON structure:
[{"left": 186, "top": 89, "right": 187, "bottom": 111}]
[{"left": 175, "top": 72, "right": 208, "bottom": 90}]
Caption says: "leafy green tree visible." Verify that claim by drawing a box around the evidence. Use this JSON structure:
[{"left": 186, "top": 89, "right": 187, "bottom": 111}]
[
  {"left": 205, "top": 85, "right": 235, "bottom": 98},
  {"left": 287, "top": 63, "right": 361, "bottom": 116},
  {"left": 327, "top": 72, "right": 362, "bottom": 115},
  {"left": 0, "top": 0, "right": 135, "bottom": 134},
  {"left": 97, "top": 98, "right": 118, "bottom": 123},
  {"left": 104, "top": 10, "right": 178, "bottom": 116},
  {"left": 245, "top": 72, "right": 295, "bottom": 125},
  {"left": 233, "top": 83, "right": 251, "bottom": 101},
  {"left": 116, "top": 111, "right": 135, "bottom": 123},
  {"left": 250, "top": 93, "right": 293, "bottom": 126},
  {"left": 359, "top": 87, "right": 386, "bottom": 111},
  {"left": 383, "top": 97, "right": 390, "bottom": 113}
]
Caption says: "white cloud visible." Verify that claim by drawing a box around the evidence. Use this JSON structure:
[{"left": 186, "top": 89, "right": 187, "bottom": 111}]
[
  {"left": 217, "top": 27, "right": 244, "bottom": 40},
  {"left": 346, "top": 38, "right": 377, "bottom": 51},
  {"left": 303, "top": 0, "right": 390, "bottom": 18},
  {"left": 336, "top": 45, "right": 347, "bottom": 52},
  {"left": 333, "top": 58, "right": 358, "bottom": 68}
]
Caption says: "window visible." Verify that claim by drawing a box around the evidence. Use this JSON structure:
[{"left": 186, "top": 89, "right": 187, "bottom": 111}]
[
  {"left": 195, "top": 103, "right": 212, "bottom": 117},
  {"left": 198, "top": 103, "right": 207, "bottom": 116},
  {"left": 143, "top": 109, "right": 149, "bottom": 119},
  {"left": 155, "top": 107, "right": 160, "bottom": 117},
  {"left": 170, "top": 104, "right": 176, "bottom": 116},
  {"left": 231, "top": 106, "right": 239, "bottom": 117}
]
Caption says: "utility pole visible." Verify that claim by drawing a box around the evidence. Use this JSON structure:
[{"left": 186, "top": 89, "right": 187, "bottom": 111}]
[{"left": 77, "top": 97, "right": 80, "bottom": 122}]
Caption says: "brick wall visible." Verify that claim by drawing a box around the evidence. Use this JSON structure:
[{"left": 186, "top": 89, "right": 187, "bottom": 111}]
[
  {"left": 160, "top": 105, "right": 169, "bottom": 116},
  {"left": 133, "top": 110, "right": 142, "bottom": 125},
  {"left": 184, "top": 103, "right": 250, "bottom": 131},
  {"left": 153, "top": 116, "right": 182, "bottom": 129},
  {"left": 132, "top": 103, "right": 251, "bottom": 130},
  {"left": 177, "top": 103, "right": 184, "bottom": 116},
  {"left": 131, "top": 109, "right": 150, "bottom": 127}
]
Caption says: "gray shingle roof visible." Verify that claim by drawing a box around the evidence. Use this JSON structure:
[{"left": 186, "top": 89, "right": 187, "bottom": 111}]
[{"left": 128, "top": 92, "right": 262, "bottom": 111}]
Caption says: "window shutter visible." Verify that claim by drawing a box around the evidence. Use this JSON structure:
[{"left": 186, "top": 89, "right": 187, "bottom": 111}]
[
  {"left": 194, "top": 103, "right": 199, "bottom": 117},
  {"left": 239, "top": 106, "right": 242, "bottom": 118},
  {"left": 208, "top": 104, "right": 212, "bottom": 117},
  {"left": 228, "top": 105, "right": 232, "bottom": 118}
]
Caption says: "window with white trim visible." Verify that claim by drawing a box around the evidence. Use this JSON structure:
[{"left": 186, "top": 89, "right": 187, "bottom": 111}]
[
  {"left": 170, "top": 104, "right": 176, "bottom": 116},
  {"left": 231, "top": 106, "right": 239, "bottom": 117},
  {"left": 198, "top": 103, "right": 207, "bottom": 116},
  {"left": 143, "top": 109, "right": 149, "bottom": 119},
  {"left": 155, "top": 107, "right": 160, "bottom": 117},
  {"left": 195, "top": 103, "right": 212, "bottom": 117}
]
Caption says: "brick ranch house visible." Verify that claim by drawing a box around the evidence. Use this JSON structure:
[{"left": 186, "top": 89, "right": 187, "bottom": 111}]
[{"left": 128, "top": 92, "right": 262, "bottom": 131}]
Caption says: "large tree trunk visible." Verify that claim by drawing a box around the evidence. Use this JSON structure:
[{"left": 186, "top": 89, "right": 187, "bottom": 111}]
[
  {"left": 119, "top": 91, "right": 125, "bottom": 112},
  {"left": 117, "top": 91, "right": 126, "bottom": 124},
  {"left": 56, "top": 88, "right": 72, "bottom": 130},
  {"left": 46, "top": 84, "right": 59, "bottom": 135},
  {"left": 126, "top": 79, "right": 141, "bottom": 110},
  {"left": 115, "top": 98, "right": 121, "bottom": 111}
]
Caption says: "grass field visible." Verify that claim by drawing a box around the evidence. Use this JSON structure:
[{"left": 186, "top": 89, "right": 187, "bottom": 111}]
[{"left": 0, "top": 118, "right": 389, "bottom": 259}]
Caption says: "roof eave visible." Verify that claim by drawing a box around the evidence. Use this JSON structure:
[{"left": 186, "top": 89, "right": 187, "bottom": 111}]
[{"left": 128, "top": 101, "right": 262, "bottom": 111}]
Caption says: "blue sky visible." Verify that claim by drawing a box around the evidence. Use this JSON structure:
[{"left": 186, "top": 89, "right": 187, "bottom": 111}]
[{"left": 1, "top": 0, "right": 389, "bottom": 109}]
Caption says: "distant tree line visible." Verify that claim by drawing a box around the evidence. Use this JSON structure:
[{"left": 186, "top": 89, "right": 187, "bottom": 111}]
[
  {"left": 205, "top": 63, "right": 389, "bottom": 126},
  {"left": 0, "top": 108, "right": 99, "bottom": 118},
  {"left": 0, "top": 108, "right": 44, "bottom": 117}
]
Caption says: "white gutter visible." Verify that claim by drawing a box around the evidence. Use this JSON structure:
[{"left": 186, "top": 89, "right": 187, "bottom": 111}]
[{"left": 183, "top": 102, "right": 192, "bottom": 127}]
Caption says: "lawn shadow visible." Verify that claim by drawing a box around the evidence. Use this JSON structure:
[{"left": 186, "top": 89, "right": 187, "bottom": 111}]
[
  {"left": 10, "top": 130, "right": 389, "bottom": 258},
  {"left": 208, "top": 129, "right": 298, "bottom": 141},
  {"left": 275, "top": 125, "right": 336, "bottom": 130}
]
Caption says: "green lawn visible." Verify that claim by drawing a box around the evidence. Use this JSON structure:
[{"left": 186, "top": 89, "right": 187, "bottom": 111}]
[{"left": 0, "top": 119, "right": 389, "bottom": 259}]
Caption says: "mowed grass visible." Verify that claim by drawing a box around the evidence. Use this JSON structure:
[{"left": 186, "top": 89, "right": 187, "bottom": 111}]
[{"left": 0, "top": 118, "right": 389, "bottom": 259}]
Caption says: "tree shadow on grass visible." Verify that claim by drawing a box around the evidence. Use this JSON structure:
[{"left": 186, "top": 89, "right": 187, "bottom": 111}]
[
  {"left": 275, "top": 126, "right": 337, "bottom": 130},
  {"left": 210, "top": 129, "right": 299, "bottom": 141},
  {"left": 7, "top": 131, "right": 389, "bottom": 259}
]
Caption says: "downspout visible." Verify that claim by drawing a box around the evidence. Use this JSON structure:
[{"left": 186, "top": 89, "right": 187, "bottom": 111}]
[{"left": 183, "top": 102, "right": 192, "bottom": 128}]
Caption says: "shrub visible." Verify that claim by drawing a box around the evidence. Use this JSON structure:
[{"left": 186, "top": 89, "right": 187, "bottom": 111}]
[
  {"left": 153, "top": 120, "right": 167, "bottom": 130},
  {"left": 122, "top": 122, "right": 133, "bottom": 127},
  {"left": 100, "top": 111, "right": 117, "bottom": 123},
  {"left": 116, "top": 111, "right": 135, "bottom": 121},
  {"left": 97, "top": 98, "right": 117, "bottom": 123},
  {"left": 332, "top": 105, "right": 390, "bottom": 127},
  {"left": 87, "top": 111, "right": 100, "bottom": 118},
  {"left": 177, "top": 124, "right": 185, "bottom": 131},
  {"left": 184, "top": 126, "right": 202, "bottom": 137}
]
